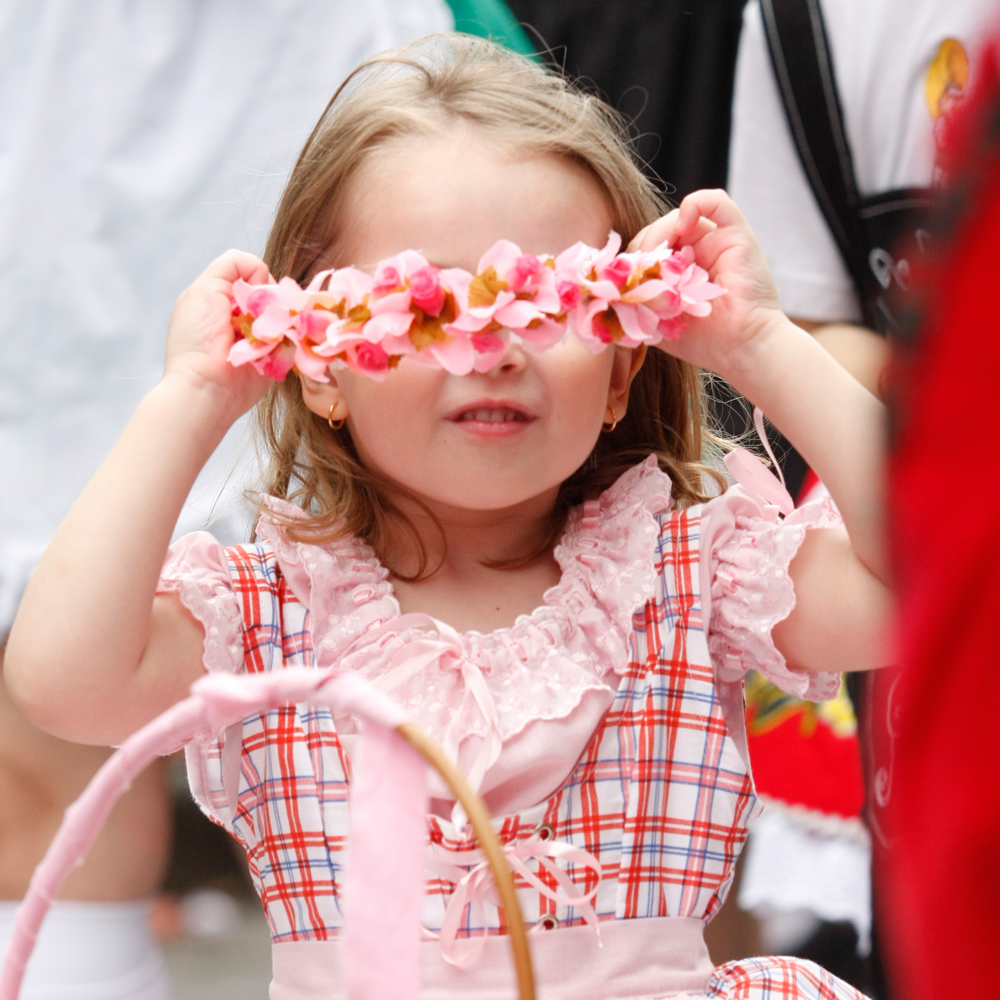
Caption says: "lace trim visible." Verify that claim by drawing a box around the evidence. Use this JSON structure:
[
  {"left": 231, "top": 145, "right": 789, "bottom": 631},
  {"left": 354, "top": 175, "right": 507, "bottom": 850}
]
[
  {"left": 709, "top": 491, "right": 842, "bottom": 702},
  {"left": 252, "top": 456, "right": 674, "bottom": 747},
  {"left": 158, "top": 532, "right": 243, "bottom": 676},
  {"left": 545, "top": 455, "right": 672, "bottom": 675}
]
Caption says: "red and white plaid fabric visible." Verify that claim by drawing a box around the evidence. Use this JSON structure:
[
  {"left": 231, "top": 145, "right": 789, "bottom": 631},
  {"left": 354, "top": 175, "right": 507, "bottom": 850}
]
[
  {"left": 708, "top": 957, "right": 866, "bottom": 998},
  {"left": 184, "top": 503, "right": 866, "bottom": 999}
]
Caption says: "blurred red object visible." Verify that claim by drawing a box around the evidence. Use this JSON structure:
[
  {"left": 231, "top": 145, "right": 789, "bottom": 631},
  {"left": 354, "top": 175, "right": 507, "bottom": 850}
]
[
  {"left": 887, "top": 39, "right": 1000, "bottom": 1000},
  {"left": 744, "top": 671, "right": 865, "bottom": 821}
]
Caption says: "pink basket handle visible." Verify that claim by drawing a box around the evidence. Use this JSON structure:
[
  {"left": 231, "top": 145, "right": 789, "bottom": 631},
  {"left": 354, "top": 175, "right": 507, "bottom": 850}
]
[{"left": 0, "top": 669, "right": 425, "bottom": 1000}]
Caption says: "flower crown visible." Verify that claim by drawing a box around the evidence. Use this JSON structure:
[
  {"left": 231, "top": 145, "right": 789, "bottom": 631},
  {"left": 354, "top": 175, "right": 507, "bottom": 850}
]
[{"left": 228, "top": 232, "right": 724, "bottom": 381}]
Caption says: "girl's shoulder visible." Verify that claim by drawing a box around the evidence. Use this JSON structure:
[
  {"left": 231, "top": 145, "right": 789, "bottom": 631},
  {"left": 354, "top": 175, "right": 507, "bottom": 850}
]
[{"left": 616, "top": 454, "right": 844, "bottom": 702}]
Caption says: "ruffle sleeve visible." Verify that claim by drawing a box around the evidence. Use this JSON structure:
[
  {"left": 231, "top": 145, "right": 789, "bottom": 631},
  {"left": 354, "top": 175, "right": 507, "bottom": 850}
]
[
  {"left": 157, "top": 531, "right": 243, "bottom": 675},
  {"left": 701, "top": 486, "right": 843, "bottom": 702}
]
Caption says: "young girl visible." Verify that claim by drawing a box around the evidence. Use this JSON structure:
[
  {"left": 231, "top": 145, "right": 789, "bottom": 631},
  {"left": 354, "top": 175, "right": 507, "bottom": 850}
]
[{"left": 5, "top": 35, "right": 888, "bottom": 1000}]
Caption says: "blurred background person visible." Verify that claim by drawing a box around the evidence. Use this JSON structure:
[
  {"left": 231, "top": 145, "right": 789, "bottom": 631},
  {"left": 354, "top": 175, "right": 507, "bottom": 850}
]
[
  {"left": 887, "top": 35, "right": 1000, "bottom": 999},
  {"left": 505, "top": 0, "right": 748, "bottom": 200},
  {"left": 729, "top": 0, "right": 995, "bottom": 406},
  {"left": 0, "top": 2, "right": 449, "bottom": 997},
  {"left": 726, "top": 0, "right": 997, "bottom": 994}
]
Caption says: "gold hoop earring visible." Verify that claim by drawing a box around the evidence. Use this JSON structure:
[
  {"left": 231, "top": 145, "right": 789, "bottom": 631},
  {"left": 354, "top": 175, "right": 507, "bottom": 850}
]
[
  {"left": 327, "top": 404, "right": 346, "bottom": 431},
  {"left": 602, "top": 406, "right": 619, "bottom": 433}
]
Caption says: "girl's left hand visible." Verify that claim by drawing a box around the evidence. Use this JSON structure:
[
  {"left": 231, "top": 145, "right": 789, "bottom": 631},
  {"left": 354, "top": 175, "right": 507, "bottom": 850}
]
[{"left": 629, "top": 189, "right": 785, "bottom": 381}]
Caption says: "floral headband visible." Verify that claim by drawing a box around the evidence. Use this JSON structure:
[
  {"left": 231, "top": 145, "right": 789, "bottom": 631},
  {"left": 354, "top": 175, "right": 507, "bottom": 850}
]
[{"left": 228, "top": 232, "right": 724, "bottom": 381}]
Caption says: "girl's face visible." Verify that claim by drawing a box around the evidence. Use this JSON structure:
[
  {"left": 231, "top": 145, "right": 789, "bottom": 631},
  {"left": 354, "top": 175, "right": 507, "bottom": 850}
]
[{"left": 303, "top": 127, "right": 637, "bottom": 516}]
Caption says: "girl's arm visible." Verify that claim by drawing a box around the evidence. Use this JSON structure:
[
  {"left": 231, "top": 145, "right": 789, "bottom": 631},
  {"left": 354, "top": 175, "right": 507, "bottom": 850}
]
[
  {"left": 4, "top": 251, "right": 272, "bottom": 744},
  {"left": 632, "top": 190, "right": 890, "bottom": 675},
  {"left": 725, "top": 319, "right": 889, "bottom": 675}
]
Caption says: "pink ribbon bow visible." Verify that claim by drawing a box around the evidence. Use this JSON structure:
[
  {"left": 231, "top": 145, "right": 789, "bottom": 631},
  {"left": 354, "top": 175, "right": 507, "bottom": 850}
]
[
  {"left": 426, "top": 834, "right": 603, "bottom": 967},
  {"left": 337, "top": 613, "right": 504, "bottom": 828}
]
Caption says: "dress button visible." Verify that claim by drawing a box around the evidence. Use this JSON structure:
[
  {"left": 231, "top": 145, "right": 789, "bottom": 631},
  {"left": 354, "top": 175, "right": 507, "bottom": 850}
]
[
  {"left": 537, "top": 914, "right": 559, "bottom": 930},
  {"left": 535, "top": 823, "right": 555, "bottom": 841}
]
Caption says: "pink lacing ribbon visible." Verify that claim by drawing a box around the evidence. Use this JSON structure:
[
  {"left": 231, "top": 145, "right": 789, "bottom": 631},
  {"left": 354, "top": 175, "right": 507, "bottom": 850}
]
[
  {"left": 228, "top": 232, "right": 725, "bottom": 381},
  {"left": 723, "top": 406, "right": 796, "bottom": 515},
  {"left": 426, "top": 835, "right": 603, "bottom": 967}
]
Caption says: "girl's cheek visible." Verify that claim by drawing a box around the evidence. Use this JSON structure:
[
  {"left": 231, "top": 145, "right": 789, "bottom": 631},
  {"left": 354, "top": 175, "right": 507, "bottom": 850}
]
[{"left": 557, "top": 352, "right": 616, "bottom": 399}]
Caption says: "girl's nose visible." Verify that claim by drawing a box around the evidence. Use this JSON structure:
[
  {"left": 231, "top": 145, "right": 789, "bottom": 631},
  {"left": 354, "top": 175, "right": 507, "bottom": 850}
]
[{"left": 490, "top": 336, "right": 528, "bottom": 375}]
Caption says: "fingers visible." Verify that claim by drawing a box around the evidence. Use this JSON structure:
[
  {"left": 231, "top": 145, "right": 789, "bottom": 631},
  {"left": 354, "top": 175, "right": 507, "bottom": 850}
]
[
  {"left": 205, "top": 249, "right": 273, "bottom": 287},
  {"left": 676, "top": 189, "right": 747, "bottom": 236},
  {"left": 629, "top": 190, "right": 746, "bottom": 253},
  {"left": 628, "top": 210, "right": 678, "bottom": 252},
  {"left": 628, "top": 205, "right": 717, "bottom": 253}
]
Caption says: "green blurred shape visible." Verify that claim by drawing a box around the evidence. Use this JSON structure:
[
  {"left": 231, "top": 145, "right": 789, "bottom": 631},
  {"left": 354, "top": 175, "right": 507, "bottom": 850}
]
[{"left": 444, "top": 0, "right": 536, "bottom": 57}]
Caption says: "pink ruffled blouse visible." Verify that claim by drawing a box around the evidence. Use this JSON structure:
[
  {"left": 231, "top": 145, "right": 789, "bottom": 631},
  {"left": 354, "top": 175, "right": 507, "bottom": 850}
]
[{"left": 159, "top": 456, "right": 841, "bottom": 822}]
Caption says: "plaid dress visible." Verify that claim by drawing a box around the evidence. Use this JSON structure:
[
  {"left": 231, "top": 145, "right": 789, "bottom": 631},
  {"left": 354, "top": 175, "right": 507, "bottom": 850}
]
[{"left": 167, "top": 459, "right": 864, "bottom": 1000}]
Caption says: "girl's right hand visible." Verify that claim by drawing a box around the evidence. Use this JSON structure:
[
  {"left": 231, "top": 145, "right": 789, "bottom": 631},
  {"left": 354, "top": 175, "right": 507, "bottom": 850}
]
[{"left": 163, "top": 250, "right": 274, "bottom": 417}]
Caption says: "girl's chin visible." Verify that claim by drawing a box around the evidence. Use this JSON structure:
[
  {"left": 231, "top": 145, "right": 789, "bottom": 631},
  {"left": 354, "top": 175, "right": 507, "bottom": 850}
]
[
  {"left": 447, "top": 416, "right": 534, "bottom": 439},
  {"left": 359, "top": 452, "right": 581, "bottom": 515},
  {"left": 395, "top": 477, "right": 563, "bottom": 517}
]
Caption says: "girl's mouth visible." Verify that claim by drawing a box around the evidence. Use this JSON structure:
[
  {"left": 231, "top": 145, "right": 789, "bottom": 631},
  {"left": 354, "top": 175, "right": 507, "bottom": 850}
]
[
  {"left": 455, "top": 407, "right": 529, "bottom": 423},
  {"left": 447, "top": 402, "right": 535, "bottom": 437}
]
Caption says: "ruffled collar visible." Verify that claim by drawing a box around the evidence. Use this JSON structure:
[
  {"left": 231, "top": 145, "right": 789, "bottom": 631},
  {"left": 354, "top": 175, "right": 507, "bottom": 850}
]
[{"left": 254, "top": 456, "right": 673, "bottom": 815}]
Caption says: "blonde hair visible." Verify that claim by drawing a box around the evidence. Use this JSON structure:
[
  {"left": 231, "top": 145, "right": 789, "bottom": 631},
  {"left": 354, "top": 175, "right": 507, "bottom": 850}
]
[{"left": 255, "top": 34, "right": 724, "bottom": 576}]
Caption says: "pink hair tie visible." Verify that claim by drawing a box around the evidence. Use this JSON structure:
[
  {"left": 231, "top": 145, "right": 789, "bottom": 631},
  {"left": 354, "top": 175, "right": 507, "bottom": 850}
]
[{"left": 228, "top": 232, "right": 725, "bottom": 381}]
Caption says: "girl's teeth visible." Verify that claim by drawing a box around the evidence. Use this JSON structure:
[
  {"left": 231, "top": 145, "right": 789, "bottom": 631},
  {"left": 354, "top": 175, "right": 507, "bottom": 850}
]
[{"left": 462, "top": 408, "right": 523, "bottom": 422}]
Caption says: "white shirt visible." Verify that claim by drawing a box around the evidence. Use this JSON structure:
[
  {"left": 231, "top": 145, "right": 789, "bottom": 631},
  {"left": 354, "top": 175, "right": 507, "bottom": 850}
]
[
  {"left": 0, "top": 0, "right": 452, "bottom": 631},
  {"left": 728, "top": 0, "right": 999, "bottom": 322}
]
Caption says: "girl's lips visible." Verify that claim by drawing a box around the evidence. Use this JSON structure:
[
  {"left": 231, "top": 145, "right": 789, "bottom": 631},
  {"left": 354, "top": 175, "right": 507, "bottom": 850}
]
[{"left": 446, "top": 402, "right": 535, "bottom": 436}]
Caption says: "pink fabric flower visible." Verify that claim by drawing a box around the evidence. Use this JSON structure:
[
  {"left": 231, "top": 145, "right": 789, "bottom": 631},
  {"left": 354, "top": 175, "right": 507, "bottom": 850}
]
[
  {"left": 515, "top": 317, "right": 565, "bottom": 354},
  {"left": 227, "top": 233, "right": 725, "bottom": 380},
  {"left": 349, "top": 342, "right": 391, "bottom": 378},
  {"left": 558, "top": 281, "right": 581, "bottom": 310},
  {"left": 231, "top": 338, "right": 296, "bottom": 380},
  {"left": 511, "top": 254, "right": 541, "bottom": 290},
  {"left": 372, "top": 263, "right": 404, "bottom": 295},
  {"left": 601, "top": 256, "right": 633, "bottom": 289},
  {"left": 473, "top": 240, "right": 561, "bottom": 323},
  {"left": 408, "top": 266, "right": 446, "bottom": 317},
  {"left": 469, "top": 331, "right": 508, "bottom": 371},
  {"left": 294, "top": 340, "right": 338, "bottom": 382}
]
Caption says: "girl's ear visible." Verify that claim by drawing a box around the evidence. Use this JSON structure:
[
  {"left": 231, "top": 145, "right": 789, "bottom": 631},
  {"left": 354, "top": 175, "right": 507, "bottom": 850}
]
[
  {"left": 300, "top": 372, "right": 350, "bottom": 425},
  {"left": 608, "top": 344, "right": 648, "bottom": 415}
]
